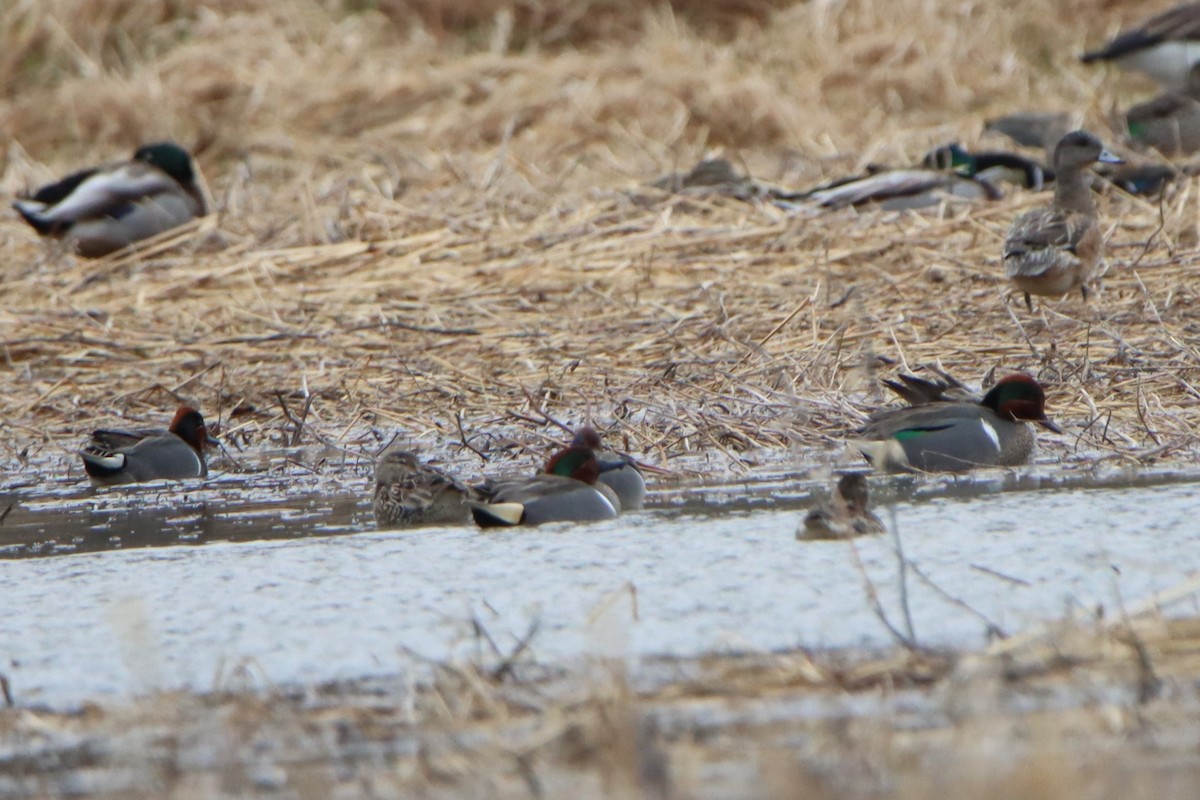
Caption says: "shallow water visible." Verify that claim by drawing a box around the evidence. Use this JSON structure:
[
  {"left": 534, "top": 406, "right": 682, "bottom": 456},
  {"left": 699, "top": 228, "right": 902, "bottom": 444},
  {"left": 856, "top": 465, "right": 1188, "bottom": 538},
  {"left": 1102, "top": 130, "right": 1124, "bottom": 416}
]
[{"left": 3, "top": 461, "right": 1200, "bottom": 708}]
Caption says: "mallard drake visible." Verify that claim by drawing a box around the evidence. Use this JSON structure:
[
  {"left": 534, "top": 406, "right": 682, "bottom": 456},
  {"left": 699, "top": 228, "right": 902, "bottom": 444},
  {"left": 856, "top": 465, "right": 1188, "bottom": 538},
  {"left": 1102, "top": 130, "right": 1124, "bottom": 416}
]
[
  {"left": 470, "top": 443, "right": 621, "bottom": 527},
  {"left": 80, "top": 406, "right": 215, "bottom": 486},
  {"left": 13, "top": 142, "right": 206, "bottom": 258},
  {"left": 856, "top": 373, "right": 1061, "bottom": 473},
  {"left": 373, "top": 446, "right": 474, "bottom": 528},
  {"left": 797, "top": 473, "right": 885, "bottom": 540},
  {"left": 804, "top": 168, "right": 1002, "bottom": 211},
  {"left": 1082, "top": 2, "right": 1200, "bottom": 90},
  {"left": 922, "top": 143, "right": 1052, "bottom": 190},
  {"left": 1002, "top": 130, "right": 1122, "bottom": 311},
  {"left": 1125, "top": 63, "right": 1200, "bottom": 154}
]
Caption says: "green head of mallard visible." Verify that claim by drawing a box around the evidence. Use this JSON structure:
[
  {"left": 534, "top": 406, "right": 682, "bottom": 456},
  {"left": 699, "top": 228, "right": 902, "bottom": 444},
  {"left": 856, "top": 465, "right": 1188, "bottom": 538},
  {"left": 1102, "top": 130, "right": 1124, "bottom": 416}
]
[{"left": 133, "top": 142, "right": 196, "bottom": 185}]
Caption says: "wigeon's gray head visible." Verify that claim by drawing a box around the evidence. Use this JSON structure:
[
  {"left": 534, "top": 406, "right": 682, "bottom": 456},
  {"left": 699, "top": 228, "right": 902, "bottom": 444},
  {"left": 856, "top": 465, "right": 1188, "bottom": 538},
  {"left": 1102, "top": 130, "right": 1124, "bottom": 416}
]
[{"left": 1053, "top": 130, "right": 1122, "bottom": 169}]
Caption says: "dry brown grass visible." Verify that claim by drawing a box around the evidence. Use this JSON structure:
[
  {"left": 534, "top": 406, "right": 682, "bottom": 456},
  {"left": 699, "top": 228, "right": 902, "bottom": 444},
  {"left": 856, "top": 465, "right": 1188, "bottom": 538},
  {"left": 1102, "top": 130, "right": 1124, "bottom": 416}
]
[
  {"left": 4, "top": 609, "right": 1200, "bottom": 799},
  {"left": 1, "top": 0, "right": 1198, "bottom": 477}
]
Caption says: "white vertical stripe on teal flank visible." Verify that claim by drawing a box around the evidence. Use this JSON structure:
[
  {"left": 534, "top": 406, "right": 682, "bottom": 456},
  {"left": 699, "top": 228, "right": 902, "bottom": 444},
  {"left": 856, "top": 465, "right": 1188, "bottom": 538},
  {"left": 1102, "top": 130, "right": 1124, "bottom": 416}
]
[{"left": 979, "top": 419, "right": 1001, "bottom": 453}]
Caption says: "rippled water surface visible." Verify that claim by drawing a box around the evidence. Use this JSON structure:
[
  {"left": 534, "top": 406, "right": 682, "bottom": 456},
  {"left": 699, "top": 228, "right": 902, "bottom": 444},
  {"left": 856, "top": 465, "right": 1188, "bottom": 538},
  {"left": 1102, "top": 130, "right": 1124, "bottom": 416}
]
[{"left": 3, "top": 464, "right": 1200, "bottom": 707}]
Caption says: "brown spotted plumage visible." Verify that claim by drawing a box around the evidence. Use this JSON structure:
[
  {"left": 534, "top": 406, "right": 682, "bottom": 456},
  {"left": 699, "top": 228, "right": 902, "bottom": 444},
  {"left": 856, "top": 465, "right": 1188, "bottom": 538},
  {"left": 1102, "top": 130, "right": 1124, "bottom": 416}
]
[
  {"left": 1002, "top": 131, "right": 1122, "bottom": 311},
  {"left": 373, "top": 446, "right": 473, "bottom": 528},
  {"left": 798, "top": 474, "right": 885, "bottom": 540}
]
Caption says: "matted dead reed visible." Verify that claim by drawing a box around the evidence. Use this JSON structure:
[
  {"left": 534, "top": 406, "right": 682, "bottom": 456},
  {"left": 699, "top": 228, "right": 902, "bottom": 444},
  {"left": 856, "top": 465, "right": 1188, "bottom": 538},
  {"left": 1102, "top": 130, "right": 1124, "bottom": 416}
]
[
  {"left": 4, "top": 603, "right": 1200, "bottom": 798},
  {"left": 1, "top": 0, "right": 1198, "bottom": 479}
]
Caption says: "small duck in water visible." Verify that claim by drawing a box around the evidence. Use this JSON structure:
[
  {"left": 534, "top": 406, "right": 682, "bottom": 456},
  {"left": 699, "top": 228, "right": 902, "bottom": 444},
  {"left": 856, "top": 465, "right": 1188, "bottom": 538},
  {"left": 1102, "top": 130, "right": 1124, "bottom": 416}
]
[{"left": 798, "top": 473, "right": 885, "bottom": 540}]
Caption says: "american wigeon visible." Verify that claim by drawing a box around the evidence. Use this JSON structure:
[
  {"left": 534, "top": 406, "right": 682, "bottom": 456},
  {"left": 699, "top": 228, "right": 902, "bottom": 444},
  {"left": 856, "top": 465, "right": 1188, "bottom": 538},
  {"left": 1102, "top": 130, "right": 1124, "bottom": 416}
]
[{"left": 1002, "top": 130, "right": 1122, "bottom": 310}]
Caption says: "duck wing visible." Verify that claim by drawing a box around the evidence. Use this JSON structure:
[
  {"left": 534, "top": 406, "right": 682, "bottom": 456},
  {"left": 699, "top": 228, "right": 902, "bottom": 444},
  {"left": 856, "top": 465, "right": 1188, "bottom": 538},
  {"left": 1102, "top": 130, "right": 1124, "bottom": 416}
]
[
  {"left": 1083, "top": 4, "right": 1200, "bottom": 61},
  {"left": 17, "top": 162, "right": 187, "bottom": 228},
  {"left": 482, "top": 474, "right": 588, "bottom": 504},
  {"left": 985, "top": 112, "right": 1074, "bottom": 149},
  {"left": 1127, "top": 91, "right": 1197, "bottom": 125},
  {"left": 806, "top": 171, "right": 947, "bottom": 209},
  {"left": 84, "top": 426, "right": 162, "bottom": 453},
  {"left": 1003, "top": 208, "right": 1091, "bottom": 258},
  {"left": 472, "top": 474, "right": 618, "bottom": 526},
  {"left": 13, "top": 166, "right": 106, "bottom": 231},
  {"left": 882, "top": 372, "right": 980, "bottom": 405},
  {"left": 809, "top": 170, "right": 1001, "bottom": 210},
  {"left": 29, "top": 167, "right": 103, "bottom": 207},
  {"left": 859, "top": 403, "right": 979, "bottom": 439},
  {"left": 375, "top": 462, "right": 472, "bottom": 509}
]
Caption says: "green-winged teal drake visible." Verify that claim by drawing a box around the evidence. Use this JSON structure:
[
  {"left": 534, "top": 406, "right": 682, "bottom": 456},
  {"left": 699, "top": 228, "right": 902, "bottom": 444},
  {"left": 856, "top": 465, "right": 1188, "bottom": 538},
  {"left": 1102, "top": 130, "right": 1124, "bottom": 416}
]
[
  {"left": 80, "top": 406, "right": 215, "bottom": 486},
  {"left": 797, "top": 473, "right": 885, "bottom": 540},
  {"left": 856, "top": 373, "right": 1062, "bottom": 473},
  {"left": 13, "top": 142, "right": 206, "bottom": 258},
  {"left": 1082, "top": 3, "right": 1200, "bottom": 90},
  {"left": 471, "top": 443, "right": 621, "bottom": 527},
  {"left": 1002, "top": 130, "right": 1122, "bottom": 311},
  {"left": 373, "top": 446, "right": 473, "bottom": 528},
  {"left": 570, "top": 426, "right": 646, "bottom": 511}
]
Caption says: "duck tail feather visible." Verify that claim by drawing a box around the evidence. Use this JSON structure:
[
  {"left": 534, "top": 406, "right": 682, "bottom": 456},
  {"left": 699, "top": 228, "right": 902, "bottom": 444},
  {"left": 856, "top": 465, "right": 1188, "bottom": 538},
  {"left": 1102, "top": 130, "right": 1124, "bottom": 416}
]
[
  {"left": 469, "top": 502, "right": 525, "bottom": 527},
  {"left": 79, "top": 450, "right": 126, "bottom": 479}
]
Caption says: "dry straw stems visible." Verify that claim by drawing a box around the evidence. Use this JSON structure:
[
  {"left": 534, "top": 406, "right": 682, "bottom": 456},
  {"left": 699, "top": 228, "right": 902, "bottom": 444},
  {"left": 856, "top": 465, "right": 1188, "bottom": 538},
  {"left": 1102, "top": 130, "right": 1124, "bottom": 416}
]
[
  {"left": 5, "top": 612, "right": 1200, "bottom": 798},
  {"left": 1, "top": 0, "right": 1198, "bottom": 478}
]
